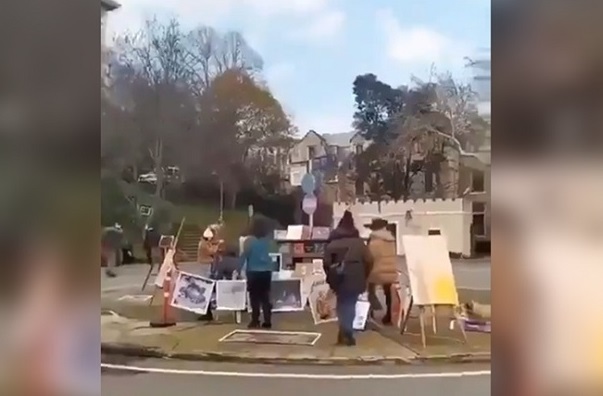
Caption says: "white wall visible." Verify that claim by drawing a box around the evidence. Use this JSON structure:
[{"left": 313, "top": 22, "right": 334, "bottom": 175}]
[{"left": 333, "top": 198, "right": 472, "bottom": 257}]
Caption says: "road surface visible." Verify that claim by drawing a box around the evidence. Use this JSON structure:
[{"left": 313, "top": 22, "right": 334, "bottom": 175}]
[
  {"left": 101, "top": 356, "right": 491, "bottom": 396},
  {"left": 101, "top": 258, "right": 491, "bottom": 295}
]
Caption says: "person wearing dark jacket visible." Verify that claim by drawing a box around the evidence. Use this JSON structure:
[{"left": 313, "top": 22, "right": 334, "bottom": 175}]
[{"left": 323, "top": 211, "right": 373, "bottom": 346}]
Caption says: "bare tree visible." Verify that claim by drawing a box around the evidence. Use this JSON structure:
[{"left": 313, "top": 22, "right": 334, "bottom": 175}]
[
  {"left": 114, "top": 18, "right": 196, "bottom": 204},
  {"left": 186, "top": 27, "right": 263, "bottom": 94}
]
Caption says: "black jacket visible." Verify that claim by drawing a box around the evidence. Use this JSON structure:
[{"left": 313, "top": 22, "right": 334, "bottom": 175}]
[{"left": 323, "top": 227, "right": 373, "bottom": 295}]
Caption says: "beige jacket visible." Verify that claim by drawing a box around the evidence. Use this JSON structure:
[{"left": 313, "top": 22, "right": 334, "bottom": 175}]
[{"left": 367, "top": 229, "right": 398, "bottom": 285}]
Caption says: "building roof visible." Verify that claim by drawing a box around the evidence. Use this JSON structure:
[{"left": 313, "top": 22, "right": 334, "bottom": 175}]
[{"left": 101, "top": 0, "right": 120, "bottom": 11}]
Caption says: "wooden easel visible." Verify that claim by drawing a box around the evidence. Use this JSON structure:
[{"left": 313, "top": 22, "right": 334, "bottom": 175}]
[{"left": 400, "top": 297, "right": 467, "bottom": 348}]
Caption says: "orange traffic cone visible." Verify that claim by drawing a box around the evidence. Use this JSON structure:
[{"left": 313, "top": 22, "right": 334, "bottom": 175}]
[{"left": 149, "top": 262, "right": 177, "bottom": 328}]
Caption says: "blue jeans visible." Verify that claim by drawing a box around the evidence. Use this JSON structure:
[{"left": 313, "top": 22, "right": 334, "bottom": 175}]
[{"left": 336, "top": 292, "right": 359, "bottom": 335}]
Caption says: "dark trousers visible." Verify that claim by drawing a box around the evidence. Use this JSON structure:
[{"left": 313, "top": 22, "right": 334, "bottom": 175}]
[
  {"left": 368, "top": 283, "right": 392, "bottom": 317},
  {"left": 336, "top": 291, "right": 359, "bottom": 335},
  {"left": 247, "top": 271, "right": 272, "bottom": 324}
]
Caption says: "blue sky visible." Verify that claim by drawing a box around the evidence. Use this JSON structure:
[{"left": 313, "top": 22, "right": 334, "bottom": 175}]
[{"left": 107, "top": 0, "right": 490, "bottom": 135}]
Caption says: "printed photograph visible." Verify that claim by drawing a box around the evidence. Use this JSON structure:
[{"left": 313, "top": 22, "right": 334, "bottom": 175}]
[
  {"left": 308, "top": 280, "right": 337, "bottom": 324},
  {"left": 215, "top": 280, "right": 247, "bottom": 311},
  {"left": 170, "top": 272, "right": 215, "bottom": 315},
  {"left": 270, "top": 278, "right": 303, "bottom": 312}
]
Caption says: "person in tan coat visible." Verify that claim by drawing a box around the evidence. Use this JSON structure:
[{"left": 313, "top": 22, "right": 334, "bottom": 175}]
[
  {"left": 197, "top": 224, "right": 221, "bottom": 265},
  {"left": 367, "top": 218, "right": 399, "bottom": 325}
]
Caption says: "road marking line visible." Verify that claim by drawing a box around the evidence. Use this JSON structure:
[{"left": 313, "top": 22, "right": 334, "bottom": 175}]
[{"left": 101, "top": 363, "right": 490, "bottom": 379}]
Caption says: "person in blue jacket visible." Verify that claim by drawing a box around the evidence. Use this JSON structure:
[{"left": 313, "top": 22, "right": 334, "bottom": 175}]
[{"left": 242, "top": 216, "right": 274, "bottom": 329}]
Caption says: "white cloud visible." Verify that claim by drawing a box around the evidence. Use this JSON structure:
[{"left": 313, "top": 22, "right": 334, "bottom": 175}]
[
  {"left": 289, "top": 9, "right": 345, "bottom": 43},
  {"left": 106, "top": 0, "right": 336, "bottom": 38},
  {"left": 376, "top": 8, "right": 467, "bottom": 66}
]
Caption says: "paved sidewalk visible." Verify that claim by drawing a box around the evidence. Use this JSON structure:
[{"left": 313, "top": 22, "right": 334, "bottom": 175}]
[{"left": 101, "top": 301, "right": 490, "bottom": 365}]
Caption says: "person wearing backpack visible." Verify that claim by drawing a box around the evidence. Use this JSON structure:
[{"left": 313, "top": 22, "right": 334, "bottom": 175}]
[{"left": 323, "top": 211, "right": 373, "bottom": 346}]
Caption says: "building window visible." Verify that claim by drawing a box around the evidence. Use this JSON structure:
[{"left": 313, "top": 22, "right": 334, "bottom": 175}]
[
  {"left": 472, "top": 170, "right": 485, "bottom": 192},
  {"left": 424, "top": 170, "right": 437, "bottom": 193},
  {"left": 307, "top": 145, "right": 316, "bottom": 159},
  {"left": 355, "top": 144, "right": 363, "bottom": 155},
  {"left": 472, "top": 202, "right": 487, "bottom": 236}
]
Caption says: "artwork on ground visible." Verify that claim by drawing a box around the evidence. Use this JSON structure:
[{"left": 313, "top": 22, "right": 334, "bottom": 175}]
[
  {"left": 170, "top": 271, "right": 215, "bottom": 315},
  {"left": 270, "top": 278, "right": 303, "bottom": 312},
  {"left": 269, "top": 253, "right": 282, "bottom": 272},
  {"left": 215, "top": 280, "right": 247, "bottom": 311},
  {"left": 117, "top": 294, "right": 152, "bottom": 303},
  {"left": 308, "top": 279, "right": 337, "bottom": 324},
  {"left": 402, "top": 235, "right": 459, "bottom": 306},
  {"left": 219, "top": 329, "right": 321, "bottom": 346}
]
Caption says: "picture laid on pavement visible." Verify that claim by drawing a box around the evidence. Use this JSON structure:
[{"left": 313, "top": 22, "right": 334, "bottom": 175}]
[
  {"left": 170, "top": 271, "right": 216, "bottom": 315},
  {"left": 219, "top": 329, "right": 321, "bottom": 346},
  {"left": 215, "top": 280, "right": 247, "bottom": 311},
  {"left": 270, "top": 278, "right": 303, "bottom": 312},
  {"left": 117, "top": 294, "right": 152, "bottom": 303},
  {"left": 308, "top": 279, "right": 337, "bottom": 324}
]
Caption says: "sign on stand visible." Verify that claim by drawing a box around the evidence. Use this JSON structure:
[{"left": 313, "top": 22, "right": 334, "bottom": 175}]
[{"left": 302, "top": 194, "right": 317, "bottom": 215}]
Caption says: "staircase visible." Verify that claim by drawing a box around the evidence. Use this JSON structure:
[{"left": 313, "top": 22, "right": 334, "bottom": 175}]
[{"left": 177, "top": 223, "right": 202, "bottom": 261}]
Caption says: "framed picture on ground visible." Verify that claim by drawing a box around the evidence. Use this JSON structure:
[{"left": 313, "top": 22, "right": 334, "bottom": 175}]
[
  {"left": 308, "top": 279, "right": 337, "bottom": 324},
  {"left": 270, "top": 278, "right": 303, "bottom": 312},
  {"left": 216, "top": 280, "right": 247, "bottom": 311},
  {"left": 170, "top": 271, "right": 215, "bottom": 315}
]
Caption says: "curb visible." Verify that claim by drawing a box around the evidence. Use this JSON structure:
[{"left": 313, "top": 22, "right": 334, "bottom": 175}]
[{"left": 101, "top": 343, "right": 490, "bottom": 366}]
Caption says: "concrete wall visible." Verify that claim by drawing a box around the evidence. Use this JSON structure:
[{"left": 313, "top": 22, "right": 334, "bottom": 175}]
[{"left": 333, "top": 198, "right": 472, "bottom": 257}]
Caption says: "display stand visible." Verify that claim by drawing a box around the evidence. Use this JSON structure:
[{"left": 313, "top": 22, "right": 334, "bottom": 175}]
[
  {"left": 400, "top": 297, "right": 467, "bottom": 348},
  {"left": 274, "top": 239, "right": 328, "bottom": 270}
]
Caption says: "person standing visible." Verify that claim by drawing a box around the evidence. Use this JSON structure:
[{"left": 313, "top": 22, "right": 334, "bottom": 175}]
[
  {"left": 197, "top": 225, "right": 220, "bottom": 268},
  {"left": 101, "top": 223, "right": 123, "bottom": 278},
  {"left": 323, "top": 211, "right": 373, "bottom": 346},
  {"left": 366, "top": 218, "right": 398, "bottom": 325},
  {"left": 241, "top": 216, "right": 273, "bottom": 329}
]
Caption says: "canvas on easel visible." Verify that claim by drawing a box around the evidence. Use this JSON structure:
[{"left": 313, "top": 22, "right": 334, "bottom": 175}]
[{"left": 401, "top": 234, "right": 466, "bottom": 347}]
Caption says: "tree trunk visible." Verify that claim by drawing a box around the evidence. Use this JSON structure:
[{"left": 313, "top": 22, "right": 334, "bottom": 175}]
[{"left": 229, "top": 189, "right": 238, "bottom": 209}]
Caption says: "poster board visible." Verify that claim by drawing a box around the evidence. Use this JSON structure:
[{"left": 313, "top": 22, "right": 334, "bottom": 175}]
[
  {"left": 308, "top": 279, "right": 337, "bottom": 324},
  {"left": 270, "top": 278, "right": 304, "bottom": 312},
  {"left": 216, "top": 280, "right": 247, "bottom": 311},
  {"left": 170, "top": 272, "right": 216, "bottom": 315},
  {"left": 401, "top": 235, "right": 459, "bottom": 306}
]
